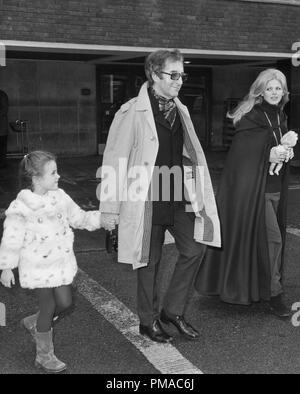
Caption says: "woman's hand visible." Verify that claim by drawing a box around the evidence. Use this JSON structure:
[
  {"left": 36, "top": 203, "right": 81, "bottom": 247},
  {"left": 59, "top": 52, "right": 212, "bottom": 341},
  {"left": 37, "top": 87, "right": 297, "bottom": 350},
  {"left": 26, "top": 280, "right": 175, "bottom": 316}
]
[
  {"left": 285, "top": 147, "right": 294, "bottom": 162},
  {"left": 0, "top": 269, "right": 15, "bottom": 288},
  {"left": 269, "top": 146, "right": 287, "bottom": 164}
]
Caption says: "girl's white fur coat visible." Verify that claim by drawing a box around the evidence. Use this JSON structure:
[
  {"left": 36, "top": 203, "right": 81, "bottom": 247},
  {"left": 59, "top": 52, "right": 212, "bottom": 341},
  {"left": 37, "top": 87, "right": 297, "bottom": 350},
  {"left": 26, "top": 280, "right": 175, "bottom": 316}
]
[{"left": 0, "top": 188, "right": 101, "bottom": 289}]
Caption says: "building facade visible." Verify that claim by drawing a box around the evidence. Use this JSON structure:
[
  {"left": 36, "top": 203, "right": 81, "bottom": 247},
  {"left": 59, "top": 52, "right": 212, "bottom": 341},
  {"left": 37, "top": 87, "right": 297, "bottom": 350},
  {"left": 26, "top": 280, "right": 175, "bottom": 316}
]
[{"left": 0, "top": 0, "right": 299, "bottom": 156}]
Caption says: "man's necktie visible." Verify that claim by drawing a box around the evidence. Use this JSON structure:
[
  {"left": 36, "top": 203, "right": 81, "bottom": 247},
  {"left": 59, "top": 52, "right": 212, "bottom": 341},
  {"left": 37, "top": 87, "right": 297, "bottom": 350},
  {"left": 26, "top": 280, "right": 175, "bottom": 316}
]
[{"left": 152, "top": 89, "right": 177, "bottom": 128}]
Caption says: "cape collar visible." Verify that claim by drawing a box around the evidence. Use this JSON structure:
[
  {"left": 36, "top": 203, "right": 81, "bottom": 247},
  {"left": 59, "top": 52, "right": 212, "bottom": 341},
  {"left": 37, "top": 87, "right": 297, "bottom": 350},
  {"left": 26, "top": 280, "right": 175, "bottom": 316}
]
[{"left": 260, "top": 99, "right": 280, "bottom": 115}]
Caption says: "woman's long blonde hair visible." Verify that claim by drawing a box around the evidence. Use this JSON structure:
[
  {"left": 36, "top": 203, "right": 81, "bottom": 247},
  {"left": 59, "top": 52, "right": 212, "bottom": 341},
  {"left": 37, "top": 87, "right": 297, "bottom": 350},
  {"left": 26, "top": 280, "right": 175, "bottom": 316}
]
[{"left": 227, "top": 68, "right": 289, "bottom": 125}]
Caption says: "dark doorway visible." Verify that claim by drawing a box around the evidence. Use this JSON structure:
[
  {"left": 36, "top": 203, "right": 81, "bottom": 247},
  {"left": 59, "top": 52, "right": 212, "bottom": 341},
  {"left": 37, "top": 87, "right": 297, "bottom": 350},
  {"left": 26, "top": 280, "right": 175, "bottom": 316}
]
[
  {"left": 180, "top": 69, "right": 211, "bottom": 149},
  {"left": 96, "top": 65, "right": 145, "bottom": 147}
]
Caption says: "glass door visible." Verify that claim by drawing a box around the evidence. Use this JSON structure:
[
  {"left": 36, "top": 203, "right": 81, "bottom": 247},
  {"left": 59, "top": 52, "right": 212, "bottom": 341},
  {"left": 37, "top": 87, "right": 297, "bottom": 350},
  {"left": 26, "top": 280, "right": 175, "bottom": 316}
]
[{"left": 179, "top": 70, "right": 211, "bottom": 149}]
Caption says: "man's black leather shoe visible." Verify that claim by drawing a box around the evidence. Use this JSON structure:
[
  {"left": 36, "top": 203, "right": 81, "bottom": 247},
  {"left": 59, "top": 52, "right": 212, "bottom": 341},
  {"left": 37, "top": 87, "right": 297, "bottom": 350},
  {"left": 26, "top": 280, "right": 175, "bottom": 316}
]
[
  {"left": 139, "top": 319, "right": 173, "bottom": 343},
  {"left": 268, "top": 294, "right": 291, "bottom": 318},
  {"left": 160, "top": 309, "right": 199, "bottom": 340}
]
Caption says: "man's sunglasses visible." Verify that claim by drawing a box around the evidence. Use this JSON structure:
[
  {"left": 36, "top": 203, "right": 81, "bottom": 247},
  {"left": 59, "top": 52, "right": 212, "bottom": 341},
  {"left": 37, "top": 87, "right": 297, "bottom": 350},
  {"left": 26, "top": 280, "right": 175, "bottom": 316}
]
[{"left": 160, "top": 71, "right": 188, "bottom": 82}]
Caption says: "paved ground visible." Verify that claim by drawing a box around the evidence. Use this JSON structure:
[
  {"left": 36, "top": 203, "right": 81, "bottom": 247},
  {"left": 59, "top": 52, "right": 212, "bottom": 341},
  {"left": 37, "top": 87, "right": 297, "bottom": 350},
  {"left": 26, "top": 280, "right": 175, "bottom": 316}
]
[{"left": 1, "top": 152, "right": 300, "bottom": 375}]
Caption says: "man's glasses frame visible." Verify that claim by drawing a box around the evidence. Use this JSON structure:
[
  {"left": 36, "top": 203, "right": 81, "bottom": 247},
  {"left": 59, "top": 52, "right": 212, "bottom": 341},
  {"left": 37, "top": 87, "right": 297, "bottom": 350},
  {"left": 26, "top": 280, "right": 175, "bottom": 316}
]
[{"left": 160, "top": 71, "right": 188, "bottom": 82}]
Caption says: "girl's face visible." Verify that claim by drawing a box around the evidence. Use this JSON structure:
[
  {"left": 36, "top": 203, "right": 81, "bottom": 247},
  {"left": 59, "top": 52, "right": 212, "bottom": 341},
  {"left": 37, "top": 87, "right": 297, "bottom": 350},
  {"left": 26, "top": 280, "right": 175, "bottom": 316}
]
[
  {"left": 262, "top": 79, "right": 284, "bottom": 105},
  {"left": 33, "top": 160, "right": 60, "bottom": 195}
]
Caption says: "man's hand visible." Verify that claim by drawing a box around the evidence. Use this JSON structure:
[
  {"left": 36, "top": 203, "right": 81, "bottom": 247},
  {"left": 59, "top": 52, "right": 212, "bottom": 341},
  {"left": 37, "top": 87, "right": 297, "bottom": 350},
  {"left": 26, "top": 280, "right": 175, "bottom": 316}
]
[
  {"left": 269, "top": 146, "right": 287, "bottom": 164},
  {"left": 0, "top": 269, "right": 15, "bottom": 288},
  {"left": 101, "top": 213, "right": 119, "bottom": 231}
]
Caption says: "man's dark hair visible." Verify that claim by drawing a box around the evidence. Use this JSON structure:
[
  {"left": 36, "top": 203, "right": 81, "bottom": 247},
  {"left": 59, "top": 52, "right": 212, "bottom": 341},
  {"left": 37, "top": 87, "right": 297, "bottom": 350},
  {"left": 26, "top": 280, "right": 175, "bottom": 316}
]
[{"left": 145, "top": 49, "right": 184, "bottom": 86}]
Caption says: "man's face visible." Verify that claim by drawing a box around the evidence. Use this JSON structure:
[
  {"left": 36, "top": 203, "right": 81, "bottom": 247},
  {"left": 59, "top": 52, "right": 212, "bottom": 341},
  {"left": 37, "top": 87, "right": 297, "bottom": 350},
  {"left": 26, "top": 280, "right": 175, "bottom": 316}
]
[{"left": 152, "top": 59, "right": 184, "bottom": 99}]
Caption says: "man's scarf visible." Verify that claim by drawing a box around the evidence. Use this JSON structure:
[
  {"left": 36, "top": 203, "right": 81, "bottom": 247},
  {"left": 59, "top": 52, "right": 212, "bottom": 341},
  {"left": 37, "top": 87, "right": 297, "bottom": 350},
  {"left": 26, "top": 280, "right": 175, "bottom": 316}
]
[{"left": 152, "top": 88, "right": 177, "bottom": 127}]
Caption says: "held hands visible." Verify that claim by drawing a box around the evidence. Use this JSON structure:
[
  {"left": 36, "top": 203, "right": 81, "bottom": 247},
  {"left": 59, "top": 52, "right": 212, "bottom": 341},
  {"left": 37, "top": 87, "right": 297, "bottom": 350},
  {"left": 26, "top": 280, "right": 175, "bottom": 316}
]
[
  {"left": 0, "top": 269, "right": 15, "bottom": 288},
  {"left": 101, "top": 213, "right": 119, "bottom": 231}
]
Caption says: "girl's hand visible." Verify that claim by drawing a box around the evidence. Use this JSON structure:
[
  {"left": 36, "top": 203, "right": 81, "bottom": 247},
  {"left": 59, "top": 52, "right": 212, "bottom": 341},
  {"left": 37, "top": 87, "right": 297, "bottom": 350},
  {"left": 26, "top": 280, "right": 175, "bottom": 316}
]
[{"left": 0, "top": 269, "right": 15, "bottom": 288}]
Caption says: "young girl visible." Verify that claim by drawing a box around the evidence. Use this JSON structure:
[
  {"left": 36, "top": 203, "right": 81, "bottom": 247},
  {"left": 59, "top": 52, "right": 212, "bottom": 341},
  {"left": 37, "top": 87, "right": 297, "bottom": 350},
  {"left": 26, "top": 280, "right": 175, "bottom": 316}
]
[{"left": 0, "top": 151, "right": 106, "bottom": 373}]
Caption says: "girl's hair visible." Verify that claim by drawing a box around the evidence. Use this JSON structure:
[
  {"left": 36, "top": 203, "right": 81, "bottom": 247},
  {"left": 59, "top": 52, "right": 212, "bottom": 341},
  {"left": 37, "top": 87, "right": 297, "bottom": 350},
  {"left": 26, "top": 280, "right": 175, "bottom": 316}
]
[
  {"left": 227, "top": 68, "right": 289, "bottom": 125},
  {"left": 145, "top": 49, "right": 184, "bottom": 87},
  {"left": 19, "top": 150, "right": 56, "bottom": 190}
]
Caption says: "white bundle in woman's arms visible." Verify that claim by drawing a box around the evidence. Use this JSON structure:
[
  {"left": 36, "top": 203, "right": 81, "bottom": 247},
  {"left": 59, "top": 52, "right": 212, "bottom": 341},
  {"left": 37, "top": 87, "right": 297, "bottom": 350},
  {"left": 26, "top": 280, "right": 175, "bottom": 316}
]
[{"left": 269, "top": 131, "right": 298, "bottom": 175}]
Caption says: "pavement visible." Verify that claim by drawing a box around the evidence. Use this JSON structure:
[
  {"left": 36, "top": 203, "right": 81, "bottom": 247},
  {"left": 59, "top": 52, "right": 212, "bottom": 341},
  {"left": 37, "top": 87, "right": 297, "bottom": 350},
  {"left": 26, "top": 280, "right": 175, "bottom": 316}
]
[{"left": 1, "top": 151, "right": 300, "bottom": 375}]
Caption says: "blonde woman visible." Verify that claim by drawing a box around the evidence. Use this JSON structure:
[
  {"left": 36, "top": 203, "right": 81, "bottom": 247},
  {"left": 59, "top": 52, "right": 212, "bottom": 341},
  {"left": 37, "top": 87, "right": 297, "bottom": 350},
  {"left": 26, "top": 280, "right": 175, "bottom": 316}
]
[{"left": 195, "top": 69, "right": 296, "bottom": 317}]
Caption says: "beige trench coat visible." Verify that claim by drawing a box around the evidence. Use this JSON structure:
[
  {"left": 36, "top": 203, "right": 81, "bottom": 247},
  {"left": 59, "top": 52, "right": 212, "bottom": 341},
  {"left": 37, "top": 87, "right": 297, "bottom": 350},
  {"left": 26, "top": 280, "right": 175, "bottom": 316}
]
[{"left": 100, "top": 82, "right": 220, "bottom": 269}]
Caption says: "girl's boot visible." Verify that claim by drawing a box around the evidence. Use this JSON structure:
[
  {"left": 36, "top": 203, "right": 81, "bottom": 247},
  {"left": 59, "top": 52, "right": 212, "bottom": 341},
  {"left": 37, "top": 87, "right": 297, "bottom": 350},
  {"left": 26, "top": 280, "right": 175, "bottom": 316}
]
[
  {"left": 21, "top": 312, "right": 39, "bottom": 339},
  {"left": 34, "top": 329, "right": 67, "bottom": 373}
]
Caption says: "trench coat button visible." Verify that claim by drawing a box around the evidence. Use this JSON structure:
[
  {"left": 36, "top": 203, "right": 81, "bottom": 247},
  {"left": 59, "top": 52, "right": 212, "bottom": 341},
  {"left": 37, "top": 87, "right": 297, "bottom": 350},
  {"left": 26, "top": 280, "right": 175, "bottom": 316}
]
[
  {"left": 144, "top": 161, "right": 149, "bottom": 166},
  {"left": 150, "top": 136, "right": 156, "bottom": 141},
  {"left": 38, "top": 217, "right": 43, "bottom": 223}
]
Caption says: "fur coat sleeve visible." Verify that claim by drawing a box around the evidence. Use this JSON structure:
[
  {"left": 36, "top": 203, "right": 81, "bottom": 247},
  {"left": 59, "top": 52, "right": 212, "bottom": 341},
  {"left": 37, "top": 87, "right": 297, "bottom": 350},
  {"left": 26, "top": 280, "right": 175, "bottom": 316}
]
[
  {"left": 0, "top": 201, "right": 26, "bottom": 270},
  {"left": 61, "top": 189, "right": 102, "bottom": 231}
]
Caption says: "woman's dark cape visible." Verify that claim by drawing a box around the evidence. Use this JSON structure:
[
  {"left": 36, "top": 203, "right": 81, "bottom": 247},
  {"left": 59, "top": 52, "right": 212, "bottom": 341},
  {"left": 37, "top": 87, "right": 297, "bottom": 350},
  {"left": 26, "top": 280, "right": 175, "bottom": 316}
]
[{"left": 195, "top": 105, "right": 289, "bottom": 305}]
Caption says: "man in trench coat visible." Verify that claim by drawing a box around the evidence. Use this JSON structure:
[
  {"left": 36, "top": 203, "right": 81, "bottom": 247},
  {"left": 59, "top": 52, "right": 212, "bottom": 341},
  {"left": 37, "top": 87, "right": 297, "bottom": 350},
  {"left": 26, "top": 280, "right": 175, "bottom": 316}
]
[{"left": 99, "top": 49, "right": 220, "bottom": 343}]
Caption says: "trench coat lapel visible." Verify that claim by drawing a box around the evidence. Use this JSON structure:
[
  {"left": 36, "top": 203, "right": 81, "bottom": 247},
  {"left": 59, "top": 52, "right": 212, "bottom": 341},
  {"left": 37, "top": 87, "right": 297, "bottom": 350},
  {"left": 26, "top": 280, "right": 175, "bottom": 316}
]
[
  {"left": 174, "top": 96, "right": 221, "bottom": 248},
  {"left": 136, "top": 82, "right": 158, "bottom": 140}
]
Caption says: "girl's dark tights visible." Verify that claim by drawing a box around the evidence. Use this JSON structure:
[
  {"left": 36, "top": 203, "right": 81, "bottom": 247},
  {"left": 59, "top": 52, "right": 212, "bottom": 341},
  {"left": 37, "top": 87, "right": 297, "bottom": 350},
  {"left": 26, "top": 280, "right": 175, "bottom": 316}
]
[{"left": 35, "top": 285, "right": 72, "bottom": 332}]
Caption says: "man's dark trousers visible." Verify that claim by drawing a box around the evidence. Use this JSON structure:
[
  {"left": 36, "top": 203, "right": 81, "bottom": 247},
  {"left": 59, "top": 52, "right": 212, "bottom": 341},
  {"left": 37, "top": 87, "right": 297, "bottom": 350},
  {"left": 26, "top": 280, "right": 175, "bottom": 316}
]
[{"left": 137, "top": 204, "right": 206, "bottom": 326}]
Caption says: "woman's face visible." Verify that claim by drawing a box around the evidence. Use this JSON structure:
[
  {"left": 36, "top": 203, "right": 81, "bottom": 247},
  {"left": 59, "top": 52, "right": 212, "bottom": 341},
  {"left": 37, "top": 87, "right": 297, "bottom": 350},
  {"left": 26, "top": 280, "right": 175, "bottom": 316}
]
[{"left": 262, "top": 79, "right": 284, "bottom": 105}]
